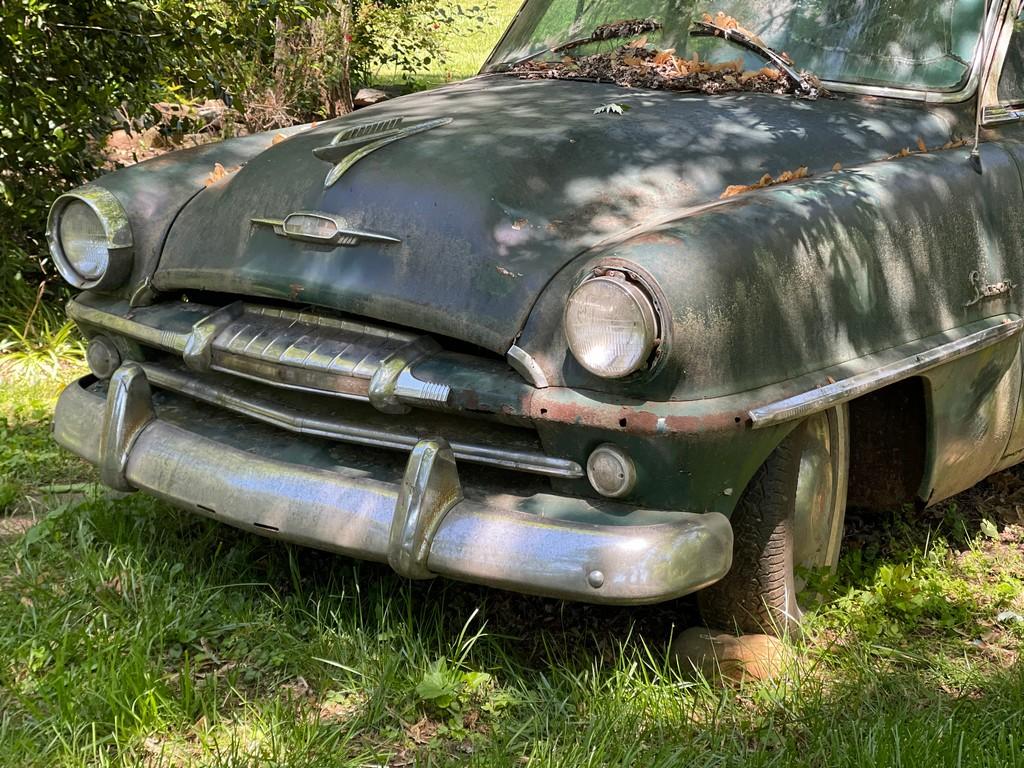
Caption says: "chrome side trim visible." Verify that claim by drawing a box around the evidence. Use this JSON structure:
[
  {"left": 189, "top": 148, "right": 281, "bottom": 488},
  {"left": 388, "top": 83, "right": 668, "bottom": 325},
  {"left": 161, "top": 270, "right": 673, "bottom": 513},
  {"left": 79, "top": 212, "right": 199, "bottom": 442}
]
[
  {"left": 140, "top": 362, "right": 584, "bottom": 479},
  {"left": 749, "top": 317, "right": 1024, "bottom": 428},
  {"left": 507, "top": 344, "right": 549, "bottom": 388},
  {"left": 53, "top": 374, "right": 732, "bottom": 604},
  {"left": 983, "top": 104, "right": 1024, "bottom": 124}
]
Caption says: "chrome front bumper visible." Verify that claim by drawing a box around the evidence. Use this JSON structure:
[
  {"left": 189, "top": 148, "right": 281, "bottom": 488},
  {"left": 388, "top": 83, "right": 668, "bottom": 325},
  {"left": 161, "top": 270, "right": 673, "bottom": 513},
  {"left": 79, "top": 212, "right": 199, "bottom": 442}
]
[{"left": 53, "top": 364, "right": 733, "bottom": 604}]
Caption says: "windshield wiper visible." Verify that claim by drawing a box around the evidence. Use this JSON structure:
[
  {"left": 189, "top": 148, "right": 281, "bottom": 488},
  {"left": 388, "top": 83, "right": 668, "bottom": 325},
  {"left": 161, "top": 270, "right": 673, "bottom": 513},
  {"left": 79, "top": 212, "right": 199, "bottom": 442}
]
[
  {"left": 501, "top": 18, "right": 662, "bottom": 68},
  {"left": 689, "top": 19, "right": 821, "bottom": 99}
]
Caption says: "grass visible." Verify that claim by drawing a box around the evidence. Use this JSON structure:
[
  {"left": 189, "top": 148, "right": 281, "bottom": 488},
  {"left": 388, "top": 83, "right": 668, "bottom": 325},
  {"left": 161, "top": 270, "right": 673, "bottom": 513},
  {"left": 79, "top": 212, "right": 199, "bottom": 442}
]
[
  {"left": 373, "top": 0, "right": 522, "bottom": 88},
  {"left": 0, "top": 362, "right": 1022, "bottom": 767}
]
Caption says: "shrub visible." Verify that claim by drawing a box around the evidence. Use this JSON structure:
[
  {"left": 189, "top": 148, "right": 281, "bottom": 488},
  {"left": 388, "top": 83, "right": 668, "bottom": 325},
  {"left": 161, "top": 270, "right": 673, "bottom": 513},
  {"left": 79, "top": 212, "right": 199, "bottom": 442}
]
[
  {"left": 1, "top": 0, "right": 176, "bottom": 311},
  {"left": 0, "top": 0, "right": 484, "bottom": 328}
]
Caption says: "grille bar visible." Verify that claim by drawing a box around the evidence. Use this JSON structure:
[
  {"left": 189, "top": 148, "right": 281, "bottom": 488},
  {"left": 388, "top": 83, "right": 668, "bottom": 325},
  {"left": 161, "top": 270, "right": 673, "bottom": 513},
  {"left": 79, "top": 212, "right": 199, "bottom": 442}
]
[
  {"left": 70, "top": 298, "right": 451, "bottom": 412},
  {"left": 142, "top": 362, "right": 584, "bottom": 479}
]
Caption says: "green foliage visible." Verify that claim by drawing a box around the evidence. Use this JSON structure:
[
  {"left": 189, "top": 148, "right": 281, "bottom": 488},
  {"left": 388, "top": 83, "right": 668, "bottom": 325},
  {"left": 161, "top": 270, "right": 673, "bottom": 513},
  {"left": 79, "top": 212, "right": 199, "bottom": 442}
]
[
  {"left": 0, "top": 0, "right": 491, "bottom": 336},
  {"left": 1, "top": 1, "right": 170, "bottom": 249}
]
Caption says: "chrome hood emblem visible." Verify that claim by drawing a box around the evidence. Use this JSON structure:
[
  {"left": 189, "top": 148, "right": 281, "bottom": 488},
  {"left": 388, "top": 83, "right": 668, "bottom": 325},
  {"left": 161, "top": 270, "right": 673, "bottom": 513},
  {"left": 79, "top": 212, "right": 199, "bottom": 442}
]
[
  {"left": 313, "top": 116, "right": 453, "bottom": 189},
  {"left": 252, "top": 212, "right": 401, "bottom": 247}
]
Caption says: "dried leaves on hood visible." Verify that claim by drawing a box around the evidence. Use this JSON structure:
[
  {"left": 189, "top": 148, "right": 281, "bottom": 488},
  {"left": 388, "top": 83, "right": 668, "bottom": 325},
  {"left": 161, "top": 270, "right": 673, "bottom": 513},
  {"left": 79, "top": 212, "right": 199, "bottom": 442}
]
[
  {"left": 721, "top": 166, "right": 809, "bottom": 199},
  {"left": 510, "top": 44, "right": 792, "bottom": 96}
]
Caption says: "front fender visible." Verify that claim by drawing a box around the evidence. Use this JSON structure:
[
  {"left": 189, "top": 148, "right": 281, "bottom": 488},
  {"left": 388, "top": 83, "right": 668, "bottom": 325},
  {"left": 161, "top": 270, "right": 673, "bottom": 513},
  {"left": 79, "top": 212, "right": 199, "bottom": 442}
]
[{"left": 516, "top": 143, "right": 1024, "bottom": 404}]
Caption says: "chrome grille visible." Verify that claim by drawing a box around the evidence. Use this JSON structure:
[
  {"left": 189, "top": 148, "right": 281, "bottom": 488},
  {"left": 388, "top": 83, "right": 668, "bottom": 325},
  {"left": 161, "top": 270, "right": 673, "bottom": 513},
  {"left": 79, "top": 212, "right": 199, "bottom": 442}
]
[
  {"left": 226, "top": 305, "right": 419, "bottom": 379},
  {"left": 67, "top": 297, "right": 585, "bottom": 480},
  {"left": 210, "top": 308, "right": 436, "bottom": 402}
]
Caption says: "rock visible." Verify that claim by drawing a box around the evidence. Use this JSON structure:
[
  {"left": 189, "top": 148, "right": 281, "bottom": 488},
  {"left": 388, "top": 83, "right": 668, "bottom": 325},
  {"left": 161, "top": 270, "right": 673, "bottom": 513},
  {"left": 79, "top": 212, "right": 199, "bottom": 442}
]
[
  {"left": 672, "top": 627, "right": 789, "bottom": 683},
  {"left": 197, "top": 99, "right": 228, "bottom": 122},
  {"left": 353, "top": 88, "right": 391, "bottom": 108},
  {"left": 0, "top": 516, "right": 35, "bottom": 538}
]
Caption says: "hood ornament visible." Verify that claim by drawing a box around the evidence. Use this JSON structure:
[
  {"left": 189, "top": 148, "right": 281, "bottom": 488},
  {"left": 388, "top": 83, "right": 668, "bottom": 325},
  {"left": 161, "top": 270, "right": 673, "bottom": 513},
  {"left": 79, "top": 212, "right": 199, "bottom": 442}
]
[
  {"left": 314, "top": 116, "right": 453, "bottom": 189},
  {"left": 252, "top": 212, "right": 401, "bottom": 247}
]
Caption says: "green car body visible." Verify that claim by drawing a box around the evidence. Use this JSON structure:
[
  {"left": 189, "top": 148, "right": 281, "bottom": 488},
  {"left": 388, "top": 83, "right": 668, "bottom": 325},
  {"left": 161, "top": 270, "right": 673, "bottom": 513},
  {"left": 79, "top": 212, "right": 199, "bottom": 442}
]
[{"left": 48, "top": 0, "right": 1024, "bottom": 619}]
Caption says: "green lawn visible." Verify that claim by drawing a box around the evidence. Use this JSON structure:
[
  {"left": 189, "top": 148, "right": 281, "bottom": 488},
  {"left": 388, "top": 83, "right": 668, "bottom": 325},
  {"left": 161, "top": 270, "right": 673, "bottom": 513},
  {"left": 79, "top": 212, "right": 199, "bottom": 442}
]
[
  {"left": 373, "top": 0, "right": 522, "bottom": 88},
  {"left": 1, "top": 363, "right": 1023, "bottom": 767}
]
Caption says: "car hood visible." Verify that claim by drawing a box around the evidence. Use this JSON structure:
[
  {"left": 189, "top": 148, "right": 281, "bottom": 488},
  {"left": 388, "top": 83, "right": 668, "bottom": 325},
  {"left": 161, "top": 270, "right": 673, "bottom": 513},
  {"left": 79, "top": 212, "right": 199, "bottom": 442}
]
[{"left": 155, "top": 75, "right": 955, "bottom": 354}]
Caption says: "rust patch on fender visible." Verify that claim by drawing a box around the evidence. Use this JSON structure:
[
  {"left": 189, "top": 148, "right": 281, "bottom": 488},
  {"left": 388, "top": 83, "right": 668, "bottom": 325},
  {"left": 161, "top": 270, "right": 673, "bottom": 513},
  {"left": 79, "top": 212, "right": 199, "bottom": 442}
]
[{"left": 526, "top": 390, "right": 746, "bottom": 436}]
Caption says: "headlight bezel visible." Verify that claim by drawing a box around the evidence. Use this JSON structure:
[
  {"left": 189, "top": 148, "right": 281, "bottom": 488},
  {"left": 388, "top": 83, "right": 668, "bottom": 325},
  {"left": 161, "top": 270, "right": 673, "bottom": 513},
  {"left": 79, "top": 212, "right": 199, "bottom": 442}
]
[
  {"left": 46, "top": 186, "right": 134, "bottom": 291},
  {"left": 564, "top": 265, "right": 667, "bottom": 380}
]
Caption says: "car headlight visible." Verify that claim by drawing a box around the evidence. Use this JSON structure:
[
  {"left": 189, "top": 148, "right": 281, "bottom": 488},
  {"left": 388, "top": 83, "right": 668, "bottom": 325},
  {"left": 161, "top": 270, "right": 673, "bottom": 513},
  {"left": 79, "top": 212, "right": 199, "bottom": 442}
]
[
  {"left": 46, "top": 186, "right": 133, "bottom": 290},
  {"left": 564, "top": 270, "right": 660, "bottom": 379}
]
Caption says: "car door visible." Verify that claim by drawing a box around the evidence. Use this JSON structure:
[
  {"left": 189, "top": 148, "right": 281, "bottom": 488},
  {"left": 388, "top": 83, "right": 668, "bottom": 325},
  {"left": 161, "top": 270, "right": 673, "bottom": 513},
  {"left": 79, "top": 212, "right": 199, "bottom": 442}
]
[{"left": 982, "top": 0, "right": 1024, "bottom": 465}]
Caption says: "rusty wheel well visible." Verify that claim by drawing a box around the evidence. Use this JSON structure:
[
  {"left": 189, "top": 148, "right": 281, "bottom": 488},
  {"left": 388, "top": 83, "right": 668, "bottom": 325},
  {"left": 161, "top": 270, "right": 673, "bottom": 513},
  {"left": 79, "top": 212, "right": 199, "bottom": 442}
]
[{"left": 846, "top": 377, "right": 927, "bottom": 511}]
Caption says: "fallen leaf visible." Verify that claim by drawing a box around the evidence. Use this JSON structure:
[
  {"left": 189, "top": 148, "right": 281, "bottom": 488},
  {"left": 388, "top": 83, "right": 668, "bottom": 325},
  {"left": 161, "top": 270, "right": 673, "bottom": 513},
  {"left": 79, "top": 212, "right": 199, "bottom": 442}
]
[
  {"left": 203, "top": 163, "right": 241, "bottom": 187},
  {"left": 628, "top": 36, "right": 648, "bottom": 49},
  {"left": 510, "top": 35, "right": 797, "bottom": 97},
  {"left": 204, "top": 162, "right": 227, "bottom": 187},
  {"left": 917, "top": 136, "right": 928, "bottom": 153},
  {"left": 703, "top": 11, "right": 740, "bottom": 29},
  {"left": 511, "top": 218, "right": 528, "bottom": 230},
  {"left": 272, "top": 133, "right": 287, "bottom": 145},
  {"left": 653, "top": 49, "right": 676, "bottom": 66},
  {"left": 407, "top": 716, "right": 439, "bottom": 745},
  {"left": 720, "top": 184, "right": 750, "bottom": 199},
  {"left": 832, "top": 161, "right": 842, "bottom": 172},
  {"left": 719, "top": 166, "right": 810, "bottom": 199}
]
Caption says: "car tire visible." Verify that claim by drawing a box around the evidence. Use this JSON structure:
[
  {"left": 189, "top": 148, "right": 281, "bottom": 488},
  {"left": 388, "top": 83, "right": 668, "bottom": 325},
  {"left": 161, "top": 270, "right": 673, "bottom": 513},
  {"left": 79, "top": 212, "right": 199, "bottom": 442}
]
[{"left": 699, "top": 406, "right": 849, "bottom": 636}]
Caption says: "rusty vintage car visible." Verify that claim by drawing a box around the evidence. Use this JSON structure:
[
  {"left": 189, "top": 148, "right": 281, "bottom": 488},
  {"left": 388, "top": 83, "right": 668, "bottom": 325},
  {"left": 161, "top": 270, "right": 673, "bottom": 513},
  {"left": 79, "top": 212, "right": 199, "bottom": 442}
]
[{"left": 47, "top": 0, "right": 1024, "bottom": 634}]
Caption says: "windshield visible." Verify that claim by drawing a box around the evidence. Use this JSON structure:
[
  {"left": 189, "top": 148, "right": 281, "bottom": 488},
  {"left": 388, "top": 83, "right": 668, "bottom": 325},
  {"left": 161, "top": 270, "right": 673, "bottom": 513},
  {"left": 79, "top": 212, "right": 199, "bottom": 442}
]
[{"left": 486, "top": 0, "right": 987, "bottom": 91}]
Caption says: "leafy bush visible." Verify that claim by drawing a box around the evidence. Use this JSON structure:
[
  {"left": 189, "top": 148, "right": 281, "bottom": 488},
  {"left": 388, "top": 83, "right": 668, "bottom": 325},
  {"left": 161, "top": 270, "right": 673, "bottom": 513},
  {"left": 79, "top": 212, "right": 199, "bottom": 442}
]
[
  {"left": 1, "top": 0, "right": 177, "bottom": 315},
  {"left": 0, "top": 0, "right": 489, "bottom": 335}
]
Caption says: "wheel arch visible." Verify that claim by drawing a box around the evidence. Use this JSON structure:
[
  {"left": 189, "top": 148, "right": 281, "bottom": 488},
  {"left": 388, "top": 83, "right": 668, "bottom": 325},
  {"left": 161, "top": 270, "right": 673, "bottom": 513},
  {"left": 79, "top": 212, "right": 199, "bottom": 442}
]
[{"left": 845, "top": 333, "right": 1022, "bottom": 510}]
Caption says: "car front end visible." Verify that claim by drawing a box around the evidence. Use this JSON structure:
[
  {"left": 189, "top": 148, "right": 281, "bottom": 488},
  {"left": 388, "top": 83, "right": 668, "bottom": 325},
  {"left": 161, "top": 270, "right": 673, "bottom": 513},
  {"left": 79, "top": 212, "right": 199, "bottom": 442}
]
[{"left": 48, "top": 0, "right": 1004, "bottom": 615}]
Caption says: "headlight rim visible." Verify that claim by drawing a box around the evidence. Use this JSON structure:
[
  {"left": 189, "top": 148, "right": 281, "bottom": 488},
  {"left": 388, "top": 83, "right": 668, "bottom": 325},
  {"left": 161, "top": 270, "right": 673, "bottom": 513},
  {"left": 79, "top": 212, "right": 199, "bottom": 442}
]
[
  {"left": 46, "top": 186, "right": 134, "bottom": 291},
  {"left": 564, "top": 265, "right": 667, "bottom": 381}
]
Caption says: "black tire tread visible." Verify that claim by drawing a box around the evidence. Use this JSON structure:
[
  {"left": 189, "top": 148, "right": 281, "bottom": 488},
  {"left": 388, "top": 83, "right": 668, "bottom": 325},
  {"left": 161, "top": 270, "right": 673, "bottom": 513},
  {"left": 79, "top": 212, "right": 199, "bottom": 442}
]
[{"left": 698, "top": 429, "right": 804, "bottom": 635}]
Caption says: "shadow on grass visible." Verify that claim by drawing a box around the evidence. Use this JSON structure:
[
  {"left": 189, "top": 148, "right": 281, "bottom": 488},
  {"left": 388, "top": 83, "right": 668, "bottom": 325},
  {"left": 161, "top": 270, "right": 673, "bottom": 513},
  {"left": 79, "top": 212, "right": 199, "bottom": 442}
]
[
  {"left": 3, "top": 484, "right": 1022, "bottom": 766},
  {"left": 66, "top": 462, "right": 1023, "bottom": 666}
]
